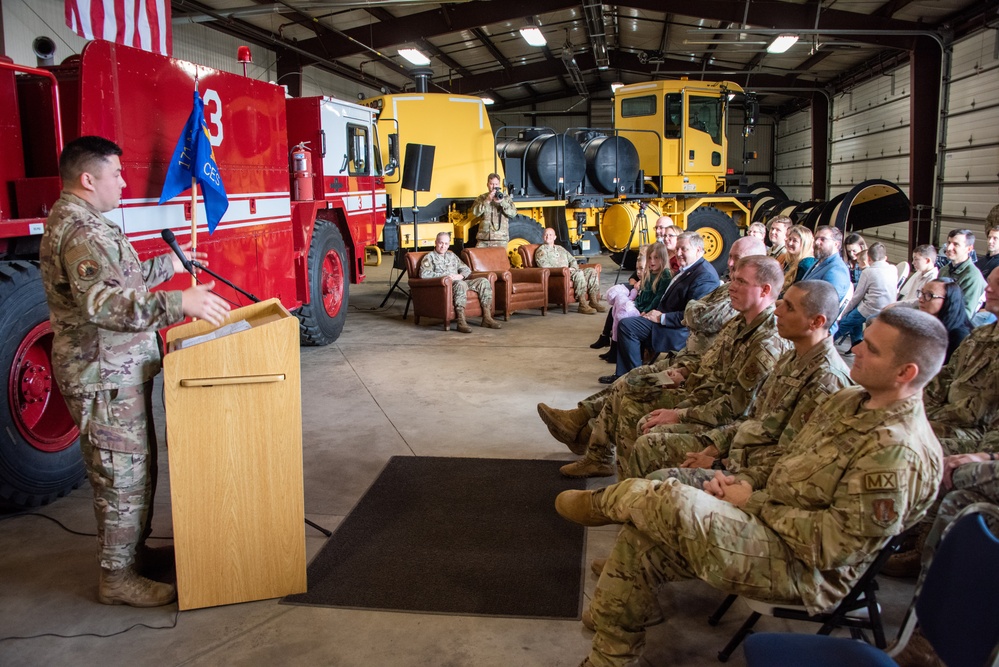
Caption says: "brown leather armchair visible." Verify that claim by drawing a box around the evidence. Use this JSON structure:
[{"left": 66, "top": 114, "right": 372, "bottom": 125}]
[
  {"left": 461, "top": 247, "right": 549, "bottom": 320},
  {"left": 518, "top": 243, "right": 602, "bottom": 314},
  {"left": 404, "top": 251, "right": 497, "bottom": 331}
]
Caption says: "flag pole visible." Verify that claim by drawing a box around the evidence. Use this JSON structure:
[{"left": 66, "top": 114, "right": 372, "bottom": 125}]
[{"left": 190, "top": 72, "right": 199, "bottom": 287}]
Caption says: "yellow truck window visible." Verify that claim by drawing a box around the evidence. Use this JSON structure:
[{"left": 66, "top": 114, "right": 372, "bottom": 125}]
[
  {"left": 688, "top": 95, "right": 723, "bottom": 146},
  {"left": 621, "top": 95, "right": 656, "bottom": 117}
]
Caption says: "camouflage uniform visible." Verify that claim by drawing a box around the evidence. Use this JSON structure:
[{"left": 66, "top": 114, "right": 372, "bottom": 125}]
[
  {"left": 631, "top": 336, "right": 853, "bottom": 483},
  {"left": 471, "top": 191, "right": 518, "bottom": 248},
  {"left": 534, "top": 244, "right": 599, "bottom": 302},
  {"left": 585, "top": 387, "right": 942, "bottom": 667},
  {"left": 575, "top": 283, "right": 736, "bottom": 422},
  {"left": 923, "top": 322, "right": 999, "bottom": 455},
  {"left": 581, "top": 306, "right": 789, "bottom": 474},
  {"left": 419, "top": 250, "right": 493, "bottom": 310},
  {"left": 927, "top": 460, "right": 999, "bottom": 549},
  {"left": 39, "top": 192, "right": 183, "bottom": 571}
]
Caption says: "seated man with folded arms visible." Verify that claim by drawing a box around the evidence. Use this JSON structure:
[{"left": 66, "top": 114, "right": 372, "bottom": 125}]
[
  {"left": 555, "top": 307, "right": 947, "bottom": 667},
  {"left": 535, "top": 226, "right": 605, "bottom": 314},
  {"left": 536, "top": 237, "right": 765, "bottom": 472},
  {"left": 624, "top": 280, "right": 853, "bottom": 483},
  {"left": 898, "top": 244, "right": 939, "bottom": 303},
  {"left": 556, "top": 256, "right": 789, "bottom": 479},
  {"left": 419, "top": 232, "right": 502, "bottom": 333}
]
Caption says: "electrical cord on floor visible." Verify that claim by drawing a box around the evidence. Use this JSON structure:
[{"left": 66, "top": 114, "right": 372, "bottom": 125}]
[{"left": 0, "top": 511, "right": 180, "bottom": 642}]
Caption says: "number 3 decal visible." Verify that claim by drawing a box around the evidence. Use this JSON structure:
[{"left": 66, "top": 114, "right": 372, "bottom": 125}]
[{"left": 203, "top": 89, "right": 224, "bottom": 147}]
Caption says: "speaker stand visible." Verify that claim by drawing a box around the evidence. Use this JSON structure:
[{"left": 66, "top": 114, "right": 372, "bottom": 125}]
[{"left": 380, "top": 195, "right": 420, "bottom": 315}]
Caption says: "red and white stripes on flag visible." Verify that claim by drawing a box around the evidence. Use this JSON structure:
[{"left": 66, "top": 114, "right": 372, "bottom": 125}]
[{"left": 65, "top": 0, "right": 172, "bottom": 56}]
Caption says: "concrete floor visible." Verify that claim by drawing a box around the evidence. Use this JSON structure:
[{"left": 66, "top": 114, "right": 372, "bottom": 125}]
[{"left": 0, "top": 254, "right": 914, "bottom": 666}]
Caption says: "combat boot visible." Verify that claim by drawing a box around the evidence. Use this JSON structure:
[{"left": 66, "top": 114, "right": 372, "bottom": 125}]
[
  {"left": 590, "top": 289, "right": 607, "bottom": 312},
  {"left": 577, "top": 298, "right": 597, "bottom": 315},
  {"left": 559, "top": 458, "right": 615, "bottom": 479},
  {"left": 455, "top": 307, "right": 473, "bottom": 334},
  {"left": 481, "top": 307, "right": 502, "bottom": 329},
  {"left": 537, "top": 403, "right": 590, "bottom": 454},
  {"left": 99, "top": 566, "right": 177, "bottom": 607},
  {"left": 555, "top": 489, "right": 614, "bottom": 525}
]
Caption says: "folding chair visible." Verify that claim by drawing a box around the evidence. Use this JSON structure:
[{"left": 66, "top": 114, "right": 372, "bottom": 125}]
[
  {"left": 743, "top": 504, "right": 999, "bottom": 667},
  {"left": 708, "top": 531, "right": 909, "bottom": 662}
]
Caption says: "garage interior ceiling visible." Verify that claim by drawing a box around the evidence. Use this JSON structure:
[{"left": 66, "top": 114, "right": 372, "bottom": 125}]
[{"left": 172, "top": 0, "right": 999, "bottom": 112}]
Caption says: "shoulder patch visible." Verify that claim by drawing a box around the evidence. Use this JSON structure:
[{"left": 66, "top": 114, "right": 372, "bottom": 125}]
[
  {"left": 864, "top": 471, "right": 898, "bottom": 492},
  {"left": 76, "top": 259, "right": 101, "bottom": 280},
  {"left": 871, "top": 498, "right": 899, "bottom": 527}
]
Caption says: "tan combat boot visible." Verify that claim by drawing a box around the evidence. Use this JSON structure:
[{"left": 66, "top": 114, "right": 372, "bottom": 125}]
[
  {"left": 559, "top": 458, "right": 615, "bottom": 479},
  {"left": 455, "top": 306, "right": 473, "bottom": 334},
  {"left": 99, "top": 566, "right": 177, "bottom": 607},
  {"left": 481, "top": 305, "right": 502, "bottom": 329},
  {"left": 537, "top": 403, "right": 590, "bottom": 454},
  {"left": 577, "top": 298, "right": 597, "bottom": 315},
  {"left": 590, "top": 289, "right": 607, "bottom": 312}
]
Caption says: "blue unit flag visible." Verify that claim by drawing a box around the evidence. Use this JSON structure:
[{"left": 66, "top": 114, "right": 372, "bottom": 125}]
[{"left": 158, "top": 91, "right": 229, "bottom": 233}]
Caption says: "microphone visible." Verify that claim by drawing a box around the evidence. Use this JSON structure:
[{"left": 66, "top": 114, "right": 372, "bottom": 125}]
[{"left": 161, "top": 229, "right": 193, "bottom": 274}]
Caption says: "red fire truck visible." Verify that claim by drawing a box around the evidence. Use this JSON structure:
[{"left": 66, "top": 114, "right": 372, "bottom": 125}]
[{"left": 0, "top": 40, "right": 386, "bottom": 507}]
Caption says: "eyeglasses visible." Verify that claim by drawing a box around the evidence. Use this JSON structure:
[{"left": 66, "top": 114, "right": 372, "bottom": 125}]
[{"left": 916, "top": 290, "right": 945, "bottom": 301}]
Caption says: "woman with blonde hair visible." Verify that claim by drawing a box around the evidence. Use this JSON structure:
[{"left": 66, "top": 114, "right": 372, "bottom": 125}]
[
  {"left": 781, "top": 225, "right": 816, "bottom": 294},
  {"left": 598, "top": 241, "right": 672, "bottom": 363}
]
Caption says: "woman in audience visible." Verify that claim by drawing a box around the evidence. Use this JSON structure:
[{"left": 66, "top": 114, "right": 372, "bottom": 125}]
[
  {"left": 598, "top": 242, "right": 671, "bottom": 363},
  {"left": 918, "top": 277, "right": 973, "bottom": 362},
  {"left": 781, "top": 225, "right": 816, "bottom": 295},
  {"left": 665, "top": 225, "right": 683, "bottom": 274},
  {"left": 845, "top": 232, "right": 867, "bottom": 284}
]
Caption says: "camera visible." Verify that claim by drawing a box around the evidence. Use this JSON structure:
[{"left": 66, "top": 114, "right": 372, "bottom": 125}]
[{"left": 494, "top": 187, "right": 504, "bottom": 199}]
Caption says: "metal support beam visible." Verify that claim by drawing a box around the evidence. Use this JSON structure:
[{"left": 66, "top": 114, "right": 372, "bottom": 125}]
[
  {"left": 811, "top": 92, "right": 830, "bottom": 201},
  {"left": 908, "top": 35, "right": 942, "bottom": 247}
]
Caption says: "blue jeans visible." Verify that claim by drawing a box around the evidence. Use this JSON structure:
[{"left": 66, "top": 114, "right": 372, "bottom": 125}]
[{"left": 836, "top": 308, "right": 868, "bottom": 346}]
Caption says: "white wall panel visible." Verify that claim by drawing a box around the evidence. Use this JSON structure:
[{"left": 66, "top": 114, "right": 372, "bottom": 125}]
[
  {"left": 3, "top": 0, "right": 89, "bottom": 65},
  {"left": 300, "top": 66, "right": 379, "bottom": 101},
  {"left": 938, "top": 29, "right": 999, "bottom": 258},
  {"left": 775, "top": 109, "right": 812, "bottom": 202}
]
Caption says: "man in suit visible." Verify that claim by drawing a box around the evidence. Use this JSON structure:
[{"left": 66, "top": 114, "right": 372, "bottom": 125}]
[
  {"left": 799, "top": 225, "right": 851, "bottom": 337},
  {"left": 601, "top": 232, "right": 720, "bottom": 384}
]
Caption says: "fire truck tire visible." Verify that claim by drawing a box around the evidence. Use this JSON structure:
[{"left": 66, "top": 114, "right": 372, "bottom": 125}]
[
  {"left": 298, "top": 220, "right": 349, "bottom": 346},
  {"left": 0, "top": 261, "right": 84, "bottom": 507},
  {"left": 686, "top": 207, "right": 741, "bottom": 275},
  {"left": 467, "top": 215, "right": 545, "bottom": 250}
]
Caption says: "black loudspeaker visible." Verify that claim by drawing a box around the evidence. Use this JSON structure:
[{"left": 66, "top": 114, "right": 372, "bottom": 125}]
[{"left": 401, "top": 144, "right": 435, "bottom": 192}]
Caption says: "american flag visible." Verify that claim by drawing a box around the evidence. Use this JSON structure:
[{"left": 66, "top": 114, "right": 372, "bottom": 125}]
[{"left": 65, "top": 0, "right": 172, "bottom": 57}]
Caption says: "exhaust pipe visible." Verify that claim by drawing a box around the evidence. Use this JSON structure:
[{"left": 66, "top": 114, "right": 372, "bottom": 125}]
[{"left": 33, "top": 36, "right": 56, "bottom": 67}]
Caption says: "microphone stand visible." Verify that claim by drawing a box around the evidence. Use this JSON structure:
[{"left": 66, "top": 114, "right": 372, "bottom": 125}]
[{"left": 190, "top": 260, "right": 260, "bottom": 304}]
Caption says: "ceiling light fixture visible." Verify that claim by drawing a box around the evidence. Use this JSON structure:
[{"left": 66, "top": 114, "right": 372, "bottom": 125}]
[
  {"left": 766, "top": 34, "right": 798, "bottom": 54},
  {"left": 520, "top": 27, "right": 547, "bottom": 47},
  {"left": 398, "top": 48, "right": 431, "bottom": 66}
]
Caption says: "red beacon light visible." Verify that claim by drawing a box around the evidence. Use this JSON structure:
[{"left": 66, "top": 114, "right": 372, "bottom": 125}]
[{"left": 237, "top": 46, "right": 252, "bottom": 76}]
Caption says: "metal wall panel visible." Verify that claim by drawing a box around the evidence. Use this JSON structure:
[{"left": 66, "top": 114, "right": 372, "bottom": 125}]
[
  {"left": 938, "top": 29, "right": 999, "bottom": 257},
  {"left": 3, "top": 0, "right": 90, "bottom": 65},
  {"left": 775, "top": 110, "right": 813, "bottom": 203},
  {"left": 828, "top": 63, "right": 912, "bottom": 260},
  {"left": 300, "top": 67, "right": 379, "bottom": 101}
]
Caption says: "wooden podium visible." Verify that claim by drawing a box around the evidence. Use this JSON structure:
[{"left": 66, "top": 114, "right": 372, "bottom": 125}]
[{"left": 164, "top": 299, "right": 307, "bottom": 610}]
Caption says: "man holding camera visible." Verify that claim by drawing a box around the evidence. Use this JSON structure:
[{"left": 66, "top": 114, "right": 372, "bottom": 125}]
[{"left": 472, "top": 173, "right": 518, "bottom": 248}]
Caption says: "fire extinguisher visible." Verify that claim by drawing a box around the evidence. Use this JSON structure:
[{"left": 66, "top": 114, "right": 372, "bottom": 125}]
[{"left": 291, "top": 142, "right": 313, "bottom": 201}]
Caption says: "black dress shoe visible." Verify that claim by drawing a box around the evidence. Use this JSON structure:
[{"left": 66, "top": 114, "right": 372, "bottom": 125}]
[
  {"left": 598, "top": 343, "right": 617, "bottom": 363},
  {"left": 590, "top": 334, "right": 611, "bottom": 349},
  {"left": 598, "top": 374, "right": 619, "bottom": 384}
]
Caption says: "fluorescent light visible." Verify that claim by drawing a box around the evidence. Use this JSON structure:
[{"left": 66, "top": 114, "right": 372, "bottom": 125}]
[
  {"left": 610, "top": 82, "right": 625, "bottom": 93},
  {"left": 481, "top": 97, "right": 495, "bottom": 105},
  {"left": 519, "top": 27, "right": 547, "bottom": 47},
  {"left": 766, "top": 34, "right": 798, "bottom": 54},
  {"left": 398, "top": 48, "right": 430, "bottom": 66}
]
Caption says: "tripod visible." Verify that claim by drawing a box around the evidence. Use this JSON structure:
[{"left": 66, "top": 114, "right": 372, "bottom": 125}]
[
  {"left": 380, "top": 190, "right": 419, "bottom": 317},
  {"left": 614, "top": 203, "right": 650, "bottom": 284}
]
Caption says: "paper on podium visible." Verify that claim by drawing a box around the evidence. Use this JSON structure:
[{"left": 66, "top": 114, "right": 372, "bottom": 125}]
[{"left": 172, "top": 319, "right": 251, "bottom": 350}]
